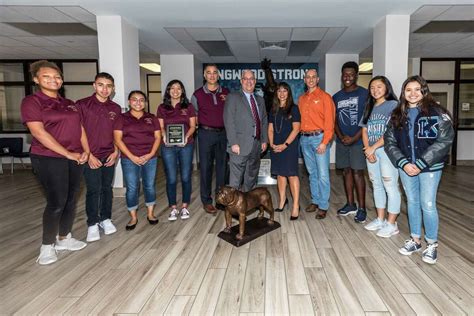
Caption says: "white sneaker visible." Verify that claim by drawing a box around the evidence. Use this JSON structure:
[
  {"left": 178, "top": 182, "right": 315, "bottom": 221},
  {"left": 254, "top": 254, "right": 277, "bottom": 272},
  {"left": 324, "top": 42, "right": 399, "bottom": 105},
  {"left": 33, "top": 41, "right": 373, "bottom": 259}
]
[
  {"left": 168, "top": 208, "right": 179, "bottom": 221},
  {"left": 36, "top": 244, "right": 57, "bottom": 265},
  {"left": 87, "top": 224, "right": 100, "bottom": 242},
  {"left": 376, "top": 222, "right": 399, "bottom": 238},
  {"left": 99, "top": 219, "right": 117, "bottom": 235},
  {"left": 364, "top": 218, "right": 385, "bottom": 231},
  {"left": 55, "top": 233, "right": 87, "bottom": 251},
  {"left": 180, "top": 207, "right": 190, "bottom": 220}
]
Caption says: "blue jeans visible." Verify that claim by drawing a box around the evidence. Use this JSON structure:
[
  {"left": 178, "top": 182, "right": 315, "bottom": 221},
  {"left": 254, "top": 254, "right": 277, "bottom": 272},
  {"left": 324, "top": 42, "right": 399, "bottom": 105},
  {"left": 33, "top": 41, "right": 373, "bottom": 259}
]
[
  {"left": 366, "top": 148, "right": 401, "bottom": 214},
  {"left": 161, "top": 144, "right": 194, "bottom": 206},
  {"left": 121, "top": 157, "right": 157, "bottom": 211},
  {"left": 399, "top": 170, "right": 442, "bottom": 243},
  {"left": 300, "top": 133, "right": 331, "bottom": 210}
]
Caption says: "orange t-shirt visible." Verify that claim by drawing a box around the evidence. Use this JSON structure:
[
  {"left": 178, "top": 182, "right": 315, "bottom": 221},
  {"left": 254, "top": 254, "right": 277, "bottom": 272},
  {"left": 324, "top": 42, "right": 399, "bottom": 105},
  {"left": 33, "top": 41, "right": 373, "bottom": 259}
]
[{"left": 298, "top": 87, "right": 335, "bottom": 145}]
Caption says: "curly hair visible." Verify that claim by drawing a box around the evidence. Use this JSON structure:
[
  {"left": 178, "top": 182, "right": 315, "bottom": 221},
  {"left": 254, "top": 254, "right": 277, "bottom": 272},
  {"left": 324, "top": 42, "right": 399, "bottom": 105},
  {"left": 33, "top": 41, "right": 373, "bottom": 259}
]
[{"left": 29, "top": 60, "right": 62, "bottom": 79}]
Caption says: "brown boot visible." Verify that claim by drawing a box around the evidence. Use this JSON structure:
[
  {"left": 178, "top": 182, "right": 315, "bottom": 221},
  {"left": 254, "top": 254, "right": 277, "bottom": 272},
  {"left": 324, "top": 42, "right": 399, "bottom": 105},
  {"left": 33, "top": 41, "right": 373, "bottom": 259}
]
[
  {"left": 315, "top": 209, "right": 327, "bottom": 219},
  {"left": 305, "top": 203, "right": 318, "bottom": 213},
  {"left": 203, "top": 204, "right": 217, "bottom": 215}
]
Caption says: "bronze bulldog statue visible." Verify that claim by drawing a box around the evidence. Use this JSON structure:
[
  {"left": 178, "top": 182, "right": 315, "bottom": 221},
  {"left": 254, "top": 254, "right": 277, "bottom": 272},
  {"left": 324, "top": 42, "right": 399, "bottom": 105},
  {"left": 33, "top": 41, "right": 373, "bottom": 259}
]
[{"left": 216, "top": 186, "right": 274, "bottom": 240}]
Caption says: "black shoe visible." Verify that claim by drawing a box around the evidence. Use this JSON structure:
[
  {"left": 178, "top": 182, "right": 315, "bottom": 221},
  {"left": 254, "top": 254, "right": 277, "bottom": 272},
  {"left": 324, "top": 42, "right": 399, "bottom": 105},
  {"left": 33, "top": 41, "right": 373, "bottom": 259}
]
[
  {"left": 126, "top": 219, "right": 138, "bottom": 231},
  {"left": 275, "top": 198, "right": 288, "bottom": 212},
  {"left": 290, "top": 215, "right": 299, "bottom": 221},
  {"left": 147, "top": 216, "right": 159, "bottom": 225}
]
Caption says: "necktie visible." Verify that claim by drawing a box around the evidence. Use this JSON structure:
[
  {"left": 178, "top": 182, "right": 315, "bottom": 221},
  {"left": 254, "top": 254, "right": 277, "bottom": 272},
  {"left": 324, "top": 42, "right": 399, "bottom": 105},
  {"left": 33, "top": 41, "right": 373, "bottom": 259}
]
[{"left": 249, "top": 95, "right": 261, "bottom": 140}]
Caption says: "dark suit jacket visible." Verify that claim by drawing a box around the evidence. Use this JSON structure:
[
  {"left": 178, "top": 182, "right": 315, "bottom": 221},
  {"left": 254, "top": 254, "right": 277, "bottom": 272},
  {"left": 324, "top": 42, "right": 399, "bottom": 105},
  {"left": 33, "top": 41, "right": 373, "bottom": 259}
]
[{"left": 223, "top": 90, "right": 268, "bottom": 156}]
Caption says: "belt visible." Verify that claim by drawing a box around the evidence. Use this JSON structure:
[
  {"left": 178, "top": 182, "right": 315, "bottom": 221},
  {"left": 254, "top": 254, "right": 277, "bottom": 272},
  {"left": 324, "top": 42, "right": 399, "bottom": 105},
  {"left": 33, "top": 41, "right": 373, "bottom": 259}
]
[
  {"left": 300, "top": 130, "right": 323, "bottom": 136},
  {"left": 200, "top": 125, "right": 225, "bottom": 132}
]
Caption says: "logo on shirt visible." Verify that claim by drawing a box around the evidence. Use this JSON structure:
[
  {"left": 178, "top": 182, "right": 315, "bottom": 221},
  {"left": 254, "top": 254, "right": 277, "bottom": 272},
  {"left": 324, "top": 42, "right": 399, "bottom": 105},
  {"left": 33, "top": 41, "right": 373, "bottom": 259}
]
[
  {"left": 313, "top": 100, "right": 320, "bottom": 105},
  {"left": 144, "top": 117, "right": 153, "bottom": 125},
  {"left": 180, "top": 109, "right": 188, "bottom": 116},
  {"left": 108, "top": 111, "right": 118, "bottom": 121},
  {"left": 417, "top": 117, "right": 439, "bottom": 139},
  {"left": 67, "top": 105, "right": 78, "bottom": 112},
  {"left": 337, "top": 97, "right": 360, "bottom": 126}
]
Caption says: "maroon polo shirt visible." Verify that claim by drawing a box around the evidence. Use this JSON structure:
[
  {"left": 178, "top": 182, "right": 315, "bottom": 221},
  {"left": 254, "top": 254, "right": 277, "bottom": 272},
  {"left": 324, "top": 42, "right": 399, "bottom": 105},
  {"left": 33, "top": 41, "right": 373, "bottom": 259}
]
[
  {"left": 21, "top": 91, "right": 82, "bottom": 158},
  {"left": 191, "top": 85, "right": 228, "bottom": 128},
  {"left": 114, "top": 111, "right": 160, "bottom": 157},
  {"left": 156, "top": 103, "right": 197, "bottom": 144},
  {"left": 77, "top": 94, "right": 122, "bottom": 159}
]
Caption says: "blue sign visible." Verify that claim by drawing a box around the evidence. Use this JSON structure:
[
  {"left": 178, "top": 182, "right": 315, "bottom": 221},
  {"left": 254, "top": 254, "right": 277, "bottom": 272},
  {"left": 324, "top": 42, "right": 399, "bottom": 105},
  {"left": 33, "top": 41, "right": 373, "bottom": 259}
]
[{"left": 214, "top": 63, "right": 318, "bottom": 101}]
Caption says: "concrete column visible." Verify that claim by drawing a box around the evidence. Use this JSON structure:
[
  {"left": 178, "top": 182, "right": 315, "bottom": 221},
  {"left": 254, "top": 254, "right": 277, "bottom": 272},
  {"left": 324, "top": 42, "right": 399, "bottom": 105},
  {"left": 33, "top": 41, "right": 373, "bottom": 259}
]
[
  {"left": 320, "top": 53, "right": 359, "bottom": 164},
  {"left": 160, "top": 54, "right": 197, "bottom": 95},
  {"left": 97, "top": 15, "right": 140, "bottom": 189},
  {"left": 409, "top": 57, "right": 421, "bottom": 76},
  {"left": 373, "top": 15, "right": 410, "bottom": 96}
]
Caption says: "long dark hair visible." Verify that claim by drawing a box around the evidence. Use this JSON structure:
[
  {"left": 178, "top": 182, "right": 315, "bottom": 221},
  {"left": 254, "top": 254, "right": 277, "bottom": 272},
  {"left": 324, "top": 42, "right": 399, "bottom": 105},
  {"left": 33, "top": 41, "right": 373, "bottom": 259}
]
[
  {"left": 390, "top": 75, "right": 450, "bottom": 129},
  {"left": 271, "top": 82, "right": 295, "bottom": 118},
  {"left": 163, "top": 79, "right": 189, "bottom": 110},
  {"left": 361, "top": 76, "right": 398, "bottom": 124}
]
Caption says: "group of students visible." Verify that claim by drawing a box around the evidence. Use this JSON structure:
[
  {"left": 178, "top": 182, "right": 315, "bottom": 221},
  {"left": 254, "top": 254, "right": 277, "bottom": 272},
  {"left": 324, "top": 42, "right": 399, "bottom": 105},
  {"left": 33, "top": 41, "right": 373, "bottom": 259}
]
[
  {"left": 21, "top": 60, "right": 197, "bottom": 265},
  {"left": 329, "top": 62, "right": 454, "bottom": 265},
  {"left": 267, "top": 62, "right": 454, "bottom": 265},
  {"left": 22, "top": 60, "right": 453, "bottom": 266}
]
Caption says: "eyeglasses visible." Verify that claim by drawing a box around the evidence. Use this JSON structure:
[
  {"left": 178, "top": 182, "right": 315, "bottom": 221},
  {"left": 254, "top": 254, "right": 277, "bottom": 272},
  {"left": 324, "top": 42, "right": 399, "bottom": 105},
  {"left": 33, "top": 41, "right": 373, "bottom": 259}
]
[
  {"left": 130, "top": 98, "right": 146, "bottom": 103},
  {"left": 242, "top": 77, "right": 255, "bottom": 82}
]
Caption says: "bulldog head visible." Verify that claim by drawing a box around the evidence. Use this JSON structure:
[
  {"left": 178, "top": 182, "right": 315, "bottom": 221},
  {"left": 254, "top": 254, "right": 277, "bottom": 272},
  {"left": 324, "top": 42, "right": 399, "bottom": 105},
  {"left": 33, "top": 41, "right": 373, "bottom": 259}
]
[{"left": 216, "top": 186, "right": 239, "bottom": 206}]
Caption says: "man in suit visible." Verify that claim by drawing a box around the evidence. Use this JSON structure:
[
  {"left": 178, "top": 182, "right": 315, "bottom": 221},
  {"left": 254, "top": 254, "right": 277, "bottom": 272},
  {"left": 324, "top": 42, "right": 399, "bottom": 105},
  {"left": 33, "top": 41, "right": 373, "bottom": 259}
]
[{"left": 224, "top": 69, "right": 268, "bottom": 192}]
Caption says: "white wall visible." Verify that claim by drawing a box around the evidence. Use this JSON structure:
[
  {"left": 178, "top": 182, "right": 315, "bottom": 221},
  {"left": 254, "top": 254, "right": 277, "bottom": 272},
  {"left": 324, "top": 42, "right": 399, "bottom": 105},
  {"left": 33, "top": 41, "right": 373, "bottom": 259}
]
[
  {"left": 160, "top": 55, "right": 196, "bottom": 98},
  {"left": 457, "top": 131, "right": 474, "bottom": 161}
]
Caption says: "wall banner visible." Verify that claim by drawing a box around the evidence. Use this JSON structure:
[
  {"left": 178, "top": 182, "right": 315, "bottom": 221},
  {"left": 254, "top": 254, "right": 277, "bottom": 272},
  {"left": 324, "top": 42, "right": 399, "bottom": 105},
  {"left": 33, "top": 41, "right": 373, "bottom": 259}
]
[{"left": 213, "top": 63, "right": 318, "bottom": 101}]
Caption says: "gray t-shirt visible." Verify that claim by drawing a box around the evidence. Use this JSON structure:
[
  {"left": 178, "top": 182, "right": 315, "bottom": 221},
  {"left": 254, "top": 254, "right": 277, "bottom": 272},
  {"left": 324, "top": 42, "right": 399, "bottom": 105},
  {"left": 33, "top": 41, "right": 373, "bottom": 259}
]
[{"left": 359, "top": 100, "right": 397, "bottom": 146}]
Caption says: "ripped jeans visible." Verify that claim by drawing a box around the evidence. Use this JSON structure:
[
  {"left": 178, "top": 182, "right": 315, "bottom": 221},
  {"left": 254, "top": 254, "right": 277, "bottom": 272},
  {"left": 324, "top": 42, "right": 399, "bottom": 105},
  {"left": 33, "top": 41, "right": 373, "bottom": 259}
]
[
  {"left": 399, "top": 170, "right": 442, "bottom": 243},
  {"left": 366, "top": 148, "right": 401, "bottom": 214}
]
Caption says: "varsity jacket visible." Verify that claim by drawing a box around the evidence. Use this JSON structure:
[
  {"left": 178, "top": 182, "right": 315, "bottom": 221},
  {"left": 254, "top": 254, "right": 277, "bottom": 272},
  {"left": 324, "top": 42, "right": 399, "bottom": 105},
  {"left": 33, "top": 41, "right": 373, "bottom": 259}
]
[{"left": 384, "top": 107, "right": 454, "bottom": 173}]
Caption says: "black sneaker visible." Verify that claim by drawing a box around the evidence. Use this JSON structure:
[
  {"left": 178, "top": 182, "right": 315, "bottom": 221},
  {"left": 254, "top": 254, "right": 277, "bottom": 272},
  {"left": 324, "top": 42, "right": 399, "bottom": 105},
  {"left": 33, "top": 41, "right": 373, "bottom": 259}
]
[
  {"left": 399, "top": 239, "right": 422, "bottom": 256},
  {"left": 354, "top": 208, "right": 367, "bottom": 223},
  {"left": 422, "top": 243, "right": 438, "bottom": 264},
  {"left": 337, "top": 203, "right": 357, "bottom": 216}
]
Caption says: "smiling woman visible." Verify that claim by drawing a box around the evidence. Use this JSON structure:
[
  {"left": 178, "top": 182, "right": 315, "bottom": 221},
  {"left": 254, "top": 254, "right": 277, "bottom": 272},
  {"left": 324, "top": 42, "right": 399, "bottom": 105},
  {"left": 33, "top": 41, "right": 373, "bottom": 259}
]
[
  {"left": 113, "top": 90, "right": 162, "bottom": 230},
  {"left": 20, "top": 60, "right": 89, "bottom": 265}
]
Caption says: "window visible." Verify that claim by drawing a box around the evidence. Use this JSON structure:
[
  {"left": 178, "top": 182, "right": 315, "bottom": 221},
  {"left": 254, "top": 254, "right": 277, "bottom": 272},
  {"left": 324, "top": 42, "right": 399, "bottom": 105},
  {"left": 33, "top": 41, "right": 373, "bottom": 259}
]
[
  {"left": 0, "top": 60, "right": 98, "bottom": 133},
  {"left": 147, "top": 74, "right": 162, "bottom": 115}
]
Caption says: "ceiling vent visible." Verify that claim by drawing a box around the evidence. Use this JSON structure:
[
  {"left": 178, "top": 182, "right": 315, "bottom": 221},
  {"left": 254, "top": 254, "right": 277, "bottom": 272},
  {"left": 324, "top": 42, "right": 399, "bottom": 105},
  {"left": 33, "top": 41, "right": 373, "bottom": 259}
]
[{"left": 260, "top": 41, "right": 287, "bottom": 50}]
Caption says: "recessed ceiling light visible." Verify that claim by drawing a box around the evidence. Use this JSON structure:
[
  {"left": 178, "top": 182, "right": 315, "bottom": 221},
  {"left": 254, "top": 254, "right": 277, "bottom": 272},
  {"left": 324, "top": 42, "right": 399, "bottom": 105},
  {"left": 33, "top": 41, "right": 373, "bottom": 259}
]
[
  {"left": 140, "top": 63, "right": 161, "bottom": 72},
  {"left": 359, "top": 62, "right": 373, "bottom": 72}
]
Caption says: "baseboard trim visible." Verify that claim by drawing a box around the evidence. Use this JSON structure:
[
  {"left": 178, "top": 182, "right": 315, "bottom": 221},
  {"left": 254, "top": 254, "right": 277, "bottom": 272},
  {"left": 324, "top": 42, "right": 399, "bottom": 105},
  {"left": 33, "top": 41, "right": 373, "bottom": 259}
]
[{"left": 456, "top": 160, "right": 474, "bottom": 166}]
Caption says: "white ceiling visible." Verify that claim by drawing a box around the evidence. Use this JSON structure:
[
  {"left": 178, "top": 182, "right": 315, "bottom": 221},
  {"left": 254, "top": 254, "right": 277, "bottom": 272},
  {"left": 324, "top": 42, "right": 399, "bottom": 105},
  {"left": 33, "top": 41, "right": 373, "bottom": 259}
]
[{"left": 0, "top": 1, "right": 473, "bottom": 62}]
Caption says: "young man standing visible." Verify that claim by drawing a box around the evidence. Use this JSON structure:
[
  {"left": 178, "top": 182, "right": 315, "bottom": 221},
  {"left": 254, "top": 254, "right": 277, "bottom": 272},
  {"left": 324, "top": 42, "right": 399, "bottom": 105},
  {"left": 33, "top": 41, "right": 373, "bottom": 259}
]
[
  {"left": 191, "top": 64, "right": 229, "bottom": 214},
  {"left": 77, "top": 72, "right": 122, "bottom": 241},
  {"left": 299, "top": 69, "right": 335, "bottom": 219},
  {"left": 333, "top": 62, "right": 368, "bottom": 223}
]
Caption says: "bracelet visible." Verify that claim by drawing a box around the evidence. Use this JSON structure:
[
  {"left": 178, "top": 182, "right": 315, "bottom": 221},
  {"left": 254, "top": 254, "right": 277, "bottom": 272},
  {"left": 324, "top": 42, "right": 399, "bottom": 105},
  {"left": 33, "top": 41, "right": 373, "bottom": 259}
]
[{"left": 285, "top": 142, "right": 290, "bottom": 146}]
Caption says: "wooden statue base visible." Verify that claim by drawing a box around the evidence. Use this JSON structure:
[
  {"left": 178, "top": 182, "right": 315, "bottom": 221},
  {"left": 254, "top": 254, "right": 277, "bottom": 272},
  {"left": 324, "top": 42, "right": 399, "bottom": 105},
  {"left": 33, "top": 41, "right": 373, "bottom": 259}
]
[{"left": 217, "top": 217, "right": 281, "bottom": 247}]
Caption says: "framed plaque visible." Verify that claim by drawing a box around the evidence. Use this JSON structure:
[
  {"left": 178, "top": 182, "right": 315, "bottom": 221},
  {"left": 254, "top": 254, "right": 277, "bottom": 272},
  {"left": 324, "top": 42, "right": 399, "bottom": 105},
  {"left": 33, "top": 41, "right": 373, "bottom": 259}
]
[{"left": 166, "top": 124, "right": 185, "bottom": 146}]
